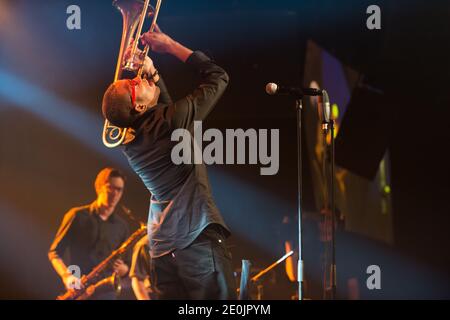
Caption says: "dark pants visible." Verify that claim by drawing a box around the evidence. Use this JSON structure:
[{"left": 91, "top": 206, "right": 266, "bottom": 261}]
[{"left": 150, "top": 227, "right": 237, "bottom": 300}]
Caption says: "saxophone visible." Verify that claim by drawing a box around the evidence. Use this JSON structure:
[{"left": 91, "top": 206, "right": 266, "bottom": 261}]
[{"left": 56, "top": 224, "right": 147, "bottom": 300}]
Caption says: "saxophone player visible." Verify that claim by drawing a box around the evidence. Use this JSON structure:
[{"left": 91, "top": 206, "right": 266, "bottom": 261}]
[{"left": 48, "top": 167, "right": 131, "bottom": 300}]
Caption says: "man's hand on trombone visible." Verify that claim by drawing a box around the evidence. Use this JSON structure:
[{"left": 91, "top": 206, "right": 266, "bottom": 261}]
[
  {"left": 123, "top": 43, "right": 159, "bottom": 81},
  {"left": 140, "top": 25, "right": 193, "bottom": 63}
]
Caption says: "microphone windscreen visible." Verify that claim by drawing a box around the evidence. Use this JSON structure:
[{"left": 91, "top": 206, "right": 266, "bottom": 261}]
[
  {"left": 322, "top": 90, "right": 331, "bottom": 121},
  {"left": 265, "top": 83, "right": 278, "bottom": 95}
]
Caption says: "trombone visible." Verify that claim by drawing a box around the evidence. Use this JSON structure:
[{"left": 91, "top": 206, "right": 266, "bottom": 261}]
[{"left": 102, "top": 0, "right": 163, "bottom": 148}]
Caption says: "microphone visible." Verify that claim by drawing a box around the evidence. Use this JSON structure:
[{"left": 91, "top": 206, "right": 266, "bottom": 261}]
[
  {"left": 317, "top": 89, "right": 331, "bottom": 123},
  {"left": 322, "top": 89, "right": 331, "bottom": 123},
  {"left": 265, "top": 82, "right": 323, "bottom": 98}
]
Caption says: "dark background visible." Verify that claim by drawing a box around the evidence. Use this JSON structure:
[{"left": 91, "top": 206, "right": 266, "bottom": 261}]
[{"left": 0, "top": 0, "right": 449, "bottom": 299}]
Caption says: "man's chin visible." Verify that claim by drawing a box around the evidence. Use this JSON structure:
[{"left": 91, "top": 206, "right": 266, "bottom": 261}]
[{"left": 106, "top": 201, "right": 119, "bottom": 209}]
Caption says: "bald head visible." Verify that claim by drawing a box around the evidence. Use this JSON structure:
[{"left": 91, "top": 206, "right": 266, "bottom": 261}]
[{"left": 102, "top": 80, "right": 138, "bottom": 128}]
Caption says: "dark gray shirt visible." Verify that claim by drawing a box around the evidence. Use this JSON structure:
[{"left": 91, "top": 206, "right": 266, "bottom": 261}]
[
  {"left": 123, "top": 51, "right": 230, "bottom": 258},
  {"left": 48, "top": 203, "right": 130, "bottom": 278}
]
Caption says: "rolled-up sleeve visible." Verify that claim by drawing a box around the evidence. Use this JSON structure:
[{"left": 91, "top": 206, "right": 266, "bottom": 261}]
[{"left": 48, "top": 209, "right": 77, "bottom": 262}]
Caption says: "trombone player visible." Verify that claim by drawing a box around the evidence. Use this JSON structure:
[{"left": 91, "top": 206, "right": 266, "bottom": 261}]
[
  {"left": 48, "top": 167, "right": 131, "bottom": 300},
  {"left": 102, "top": 28, "right": 236, "bottom": 299}
]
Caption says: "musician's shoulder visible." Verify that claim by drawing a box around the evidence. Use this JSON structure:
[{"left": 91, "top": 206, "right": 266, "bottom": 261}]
[
  {"left": 61, "top": 204, "right": 90, "bottom": 223},
  {"left": 73, "top": 204, "right": 92, "bottom": 215}
]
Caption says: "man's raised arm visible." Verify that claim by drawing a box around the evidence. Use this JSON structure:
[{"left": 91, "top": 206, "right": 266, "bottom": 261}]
[{"left": 140, "top": 30, "right": 229, "bottom": 129}]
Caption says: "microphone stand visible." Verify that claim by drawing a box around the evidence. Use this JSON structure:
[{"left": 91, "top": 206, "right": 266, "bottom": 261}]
[
  {"left": 267, "top": 85, "right": 324, "bottom": 300},
  {"left": 330, "top": 118, "right": 337, "bottom": 299},
  {"left": 295, "top": 98, "right": 305, "bottom": 301},
  {"left": 267, "top": 85, "right": 335, "bottom": 300},
  {"left": 321, "top": 90, "right": 337, "bottom": 299}
]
